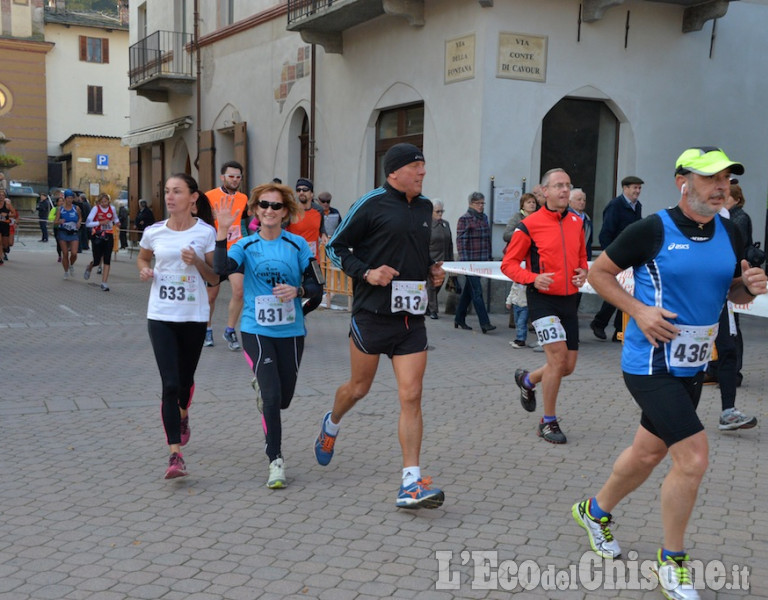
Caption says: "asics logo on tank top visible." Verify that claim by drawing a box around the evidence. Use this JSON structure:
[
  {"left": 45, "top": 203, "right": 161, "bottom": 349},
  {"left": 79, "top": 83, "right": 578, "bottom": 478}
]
[{"left": 667, "top": 242, "right": 690, "bottom": 251}]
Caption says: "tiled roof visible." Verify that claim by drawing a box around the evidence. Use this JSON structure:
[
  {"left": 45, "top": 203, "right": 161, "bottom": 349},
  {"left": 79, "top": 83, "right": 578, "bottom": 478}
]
[{"left": 44, "top": 8, "right": 128, "bottom": 31}]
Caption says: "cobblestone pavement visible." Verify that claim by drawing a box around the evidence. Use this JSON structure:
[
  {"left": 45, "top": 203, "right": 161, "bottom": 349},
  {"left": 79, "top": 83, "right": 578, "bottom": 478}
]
[{"left": 1, "top": 235, "right": 766, "bottom": 599}]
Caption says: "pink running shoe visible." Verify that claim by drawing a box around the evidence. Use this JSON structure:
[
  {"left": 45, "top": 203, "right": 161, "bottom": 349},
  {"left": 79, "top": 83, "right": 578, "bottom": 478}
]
[
  {"left": 179, "top": 417, "right": 190, "bottom": 446},
  {"left": 164, "top": 452, "right": 188, "bottom": 479}
]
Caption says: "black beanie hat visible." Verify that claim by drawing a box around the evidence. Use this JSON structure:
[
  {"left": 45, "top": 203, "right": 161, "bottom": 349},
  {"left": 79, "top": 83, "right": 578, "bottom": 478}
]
[
  {"left": 383, "top": 143, "right": 425, "bottom": 176},
  {"left": 296, "top": 177, "right": 313, "bottom": 191}
]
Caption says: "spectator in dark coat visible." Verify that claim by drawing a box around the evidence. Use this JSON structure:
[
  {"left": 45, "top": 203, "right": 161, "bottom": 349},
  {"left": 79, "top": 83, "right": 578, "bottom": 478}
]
[
  {"left": 37, "top": 193, "right": 53, "bottom": 242},
  {"left": 427, "top": 199, "right": 453, "bottom": 318},
  {"left": 590, "top": 176, "right": 643, "bottom": 341},
  {"left": 135, "top": 199, "right": 155, "bottom": 238}
]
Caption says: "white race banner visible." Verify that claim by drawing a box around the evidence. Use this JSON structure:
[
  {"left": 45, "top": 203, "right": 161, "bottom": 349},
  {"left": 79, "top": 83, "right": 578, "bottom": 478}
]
[{"left": 440, "top": 261, "right": 768, "bottom": 318}]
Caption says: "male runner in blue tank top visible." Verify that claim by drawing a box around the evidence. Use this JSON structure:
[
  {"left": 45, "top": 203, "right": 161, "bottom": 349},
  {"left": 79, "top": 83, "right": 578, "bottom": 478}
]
[{"left": 572, "top": 147, "right": 767, "bottom": 600}]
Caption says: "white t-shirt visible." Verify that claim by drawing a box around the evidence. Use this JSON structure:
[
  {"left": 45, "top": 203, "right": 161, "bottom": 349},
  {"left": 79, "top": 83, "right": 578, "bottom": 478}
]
[{"left": 140, "top": 219, "right": 216, "bottom": 322}]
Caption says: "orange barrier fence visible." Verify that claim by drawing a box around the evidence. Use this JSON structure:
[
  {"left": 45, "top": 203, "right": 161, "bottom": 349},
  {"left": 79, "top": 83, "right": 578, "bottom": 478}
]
[{"left": 318, "top": 243, "right": 353, "bottom": 310}]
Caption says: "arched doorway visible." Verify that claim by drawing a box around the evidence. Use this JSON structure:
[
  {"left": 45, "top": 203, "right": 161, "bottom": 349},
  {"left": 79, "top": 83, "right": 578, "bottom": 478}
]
[
  {"left": 541, "top": 98, "right": 619, "bottom": 246},
  {"left": 375, "top": 103, "right": 424, "bottom": 187}
]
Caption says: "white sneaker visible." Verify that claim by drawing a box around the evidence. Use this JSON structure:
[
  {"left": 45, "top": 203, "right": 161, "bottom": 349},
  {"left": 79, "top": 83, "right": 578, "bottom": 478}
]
[
  {"left": 572, "top": 500, "right": 622, "bottom": 559},
  {"left": 69, "top": 265, "right": 75, "bottom": 276},
  {"left": 267, "top": 458, "right": 285, "bottom": 489},
  {"left": 203, "top": 330, "right": 214, "bottom": 347},
  {"left": 100, "top": 283, "right": 110, "bottom": 292},
  {"left": 223, "top": 329, "right": 240, "bottom": 351},
  {"left": 653, "top": 552, "right": 700, "bottom": 600},
  {"left": 719, "top": 407, "right": 757, "bottom": 430},
  {"left": 63, "top": 271, "right": 70, "bottom": 279}
]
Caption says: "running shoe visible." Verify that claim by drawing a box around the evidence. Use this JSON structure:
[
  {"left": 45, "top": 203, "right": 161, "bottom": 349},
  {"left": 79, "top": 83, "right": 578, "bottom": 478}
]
[
  {"left": 69, "top": 265, "right": 75, "bottom": 276},
  {"left": 223, "top": 329, "right": 240, "bottom": 351},
  {"left": 537, "top": 418, "right": 567, "bottom": 444},
  {"left": 590, "top": 320, "right": 607, "bottom": 340},
  {"left": 63, "top": 271, "right": 70, "bottom": 280},
  {"left": 180, "top": 416, "right": 190, "bottom": 446},
  {"left": 395, "top": 476, "right": 445, "bottom": 509},
  {"left": 101, "top": 283, "right": 110, "bottom": 292},
  {"left": 83, "top": 264, "right": 92, "bottom": 280},
  {"left": 251, "top": 377, "right": 263, "bottom": 413},
  {"left": 719, "top": 408, "right": 757, "bottom": 430},
  {"left": 267, "top": 458, "right": 286, "bottom": 489},
  {"left": 97, "top": 266, "right": 102, "bottom": 274},
  {"left": 514, "top": 368, "right": 536, "bottom": 412},
  {"left": 509, "top": 339, "right": 526, "bottom": 349},
  {"left": 571, "top": 500, "right": 622, "bottom": 559},
  {"left": 314, "top": 411, "right": 337, "bottom": 466},
  {"left": 164, "top": 452, "right": 188, "bottom": 479},
  {"left": 652, "top": 551, "right": 700, "bottom": 600},
  {"left": 203, "top": 329, "right": 214, "bottom": 347}
]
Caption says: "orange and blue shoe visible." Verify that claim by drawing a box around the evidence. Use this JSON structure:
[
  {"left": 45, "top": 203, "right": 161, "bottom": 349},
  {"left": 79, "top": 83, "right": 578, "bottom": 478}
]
[
  {"left": 314, "top": 411, "right": 337, "bottom": 466},
  {"left": 396, "top": 477, "right": 445, "bottom": 509}
]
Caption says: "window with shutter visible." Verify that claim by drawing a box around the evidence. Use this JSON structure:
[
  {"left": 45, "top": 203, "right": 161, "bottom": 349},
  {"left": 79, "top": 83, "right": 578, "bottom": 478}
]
[
  {"left": 80, "top": 36, "right": 109, "bottom": 63},
  {"left": 87, "top": 86, "right": 103, "bottom": 115}
]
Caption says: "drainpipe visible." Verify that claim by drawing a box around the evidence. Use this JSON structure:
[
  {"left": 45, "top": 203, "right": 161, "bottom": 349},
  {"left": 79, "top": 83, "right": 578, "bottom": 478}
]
[
  {"left": 309, "top": 43, "right": 316, "bottom": 180},
  {"left": 193, "top": 0, "right": 202, "bottom": 171}
]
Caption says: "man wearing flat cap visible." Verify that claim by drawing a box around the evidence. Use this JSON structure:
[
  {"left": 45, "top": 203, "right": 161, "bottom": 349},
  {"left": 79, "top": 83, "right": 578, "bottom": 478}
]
[
  {"left": 574, "top": 147, "right": 766, "bottom": 599},
  {"left": 315, "top": 143, "right": 446, "bottom": 510},
  {"left": 591, "top": 175, "right": 645, "bottom": 341}
]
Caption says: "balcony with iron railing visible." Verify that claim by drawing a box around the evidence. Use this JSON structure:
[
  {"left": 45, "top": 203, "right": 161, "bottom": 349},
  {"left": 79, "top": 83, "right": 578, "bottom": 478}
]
[
  {"left": 129, "top": 30, "right": 195, "bottom": 103},
  {"left": 286, "top": 0, "right": 424, "bottom": 54}
]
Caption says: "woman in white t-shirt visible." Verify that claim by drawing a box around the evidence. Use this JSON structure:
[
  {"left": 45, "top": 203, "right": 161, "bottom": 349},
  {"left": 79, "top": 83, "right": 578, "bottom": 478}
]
[{"left": 137, "top": 173, "right": 220, "bottom": 480}]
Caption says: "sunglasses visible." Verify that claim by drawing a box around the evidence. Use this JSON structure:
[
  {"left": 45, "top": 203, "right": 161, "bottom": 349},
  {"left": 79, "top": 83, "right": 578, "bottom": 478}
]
[
  {"left": 319, "top": 199, "right": 330, "bottom": 204},
  {"left": 257, "top": 200, "right": 285, "bottom": 210},
  {"left": 296, "top": 187, "right": 311, "bottom": 192}
]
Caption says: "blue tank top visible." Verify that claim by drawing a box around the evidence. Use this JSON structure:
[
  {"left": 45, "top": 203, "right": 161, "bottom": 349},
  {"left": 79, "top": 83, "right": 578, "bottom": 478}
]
[
  {"left": 622, "top": 210, "right": 735, "bottom": 376},
  {"left": 60, "top": 206, "right": 79, "bottom": 232}
]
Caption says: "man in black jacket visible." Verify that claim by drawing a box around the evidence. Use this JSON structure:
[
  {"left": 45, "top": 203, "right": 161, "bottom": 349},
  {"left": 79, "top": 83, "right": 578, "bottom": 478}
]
[
  {"left": 590, "top": 175, "right": 643, "bottom": 341},
  {"left": 314, "top": 143, "right": 446, "bottom": 510},
  {"left": 36, "top": 193, "right": 52, "bottom": 242},
  {"left": 135, "top": 199, "right": 155, "bottom": 237}
]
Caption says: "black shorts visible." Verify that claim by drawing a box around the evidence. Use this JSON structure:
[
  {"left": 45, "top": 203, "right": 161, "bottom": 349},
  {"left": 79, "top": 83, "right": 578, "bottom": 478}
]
[
  {"left": 623, "top": 371, "right": 705, "bottom": 447},
  {"left": 526, "top": 289, "right": 580, "bottom": 351},
  {"left": 0, "top": 222, "right": 10, "bottom": 236},
  {"left": 350, "top": 310, "right": 427, "bottom": 358}
]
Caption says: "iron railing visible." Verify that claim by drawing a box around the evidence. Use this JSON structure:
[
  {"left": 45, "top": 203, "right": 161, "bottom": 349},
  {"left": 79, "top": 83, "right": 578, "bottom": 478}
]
[
  {"left": 129, "top": 30, "right": 193, "bottom": 87},
  {"left": 287, "top": 0, "right": 335, "bottom": 24}
]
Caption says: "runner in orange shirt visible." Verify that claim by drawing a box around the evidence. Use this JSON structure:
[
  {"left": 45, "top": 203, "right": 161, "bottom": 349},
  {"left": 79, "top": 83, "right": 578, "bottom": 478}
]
[
  {"left": 205, "top": 161, "right": 249, "bottom": 350},
  {"left": 287, "top": 178, "right": 324, "bottom": 313}
]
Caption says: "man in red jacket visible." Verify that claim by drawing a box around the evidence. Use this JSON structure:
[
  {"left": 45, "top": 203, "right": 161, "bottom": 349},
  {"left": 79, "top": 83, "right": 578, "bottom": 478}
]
[{"left": 501, "top": 168, "right": 588, "bottom": 443}]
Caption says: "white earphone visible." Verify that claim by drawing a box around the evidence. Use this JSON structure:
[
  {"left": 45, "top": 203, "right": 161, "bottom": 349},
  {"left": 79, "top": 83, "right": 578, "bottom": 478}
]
[{"left": 681, "top": 183, "right": 687, "bottom": 194}]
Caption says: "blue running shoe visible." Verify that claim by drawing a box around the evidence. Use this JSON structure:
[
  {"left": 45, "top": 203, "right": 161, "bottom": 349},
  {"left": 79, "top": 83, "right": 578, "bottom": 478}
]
[
  {"left": 396, "top": 477, "right": 445, "bottom": 509},
  {"left": 314, "top": 411, "right": 337, "bottom": 466}
]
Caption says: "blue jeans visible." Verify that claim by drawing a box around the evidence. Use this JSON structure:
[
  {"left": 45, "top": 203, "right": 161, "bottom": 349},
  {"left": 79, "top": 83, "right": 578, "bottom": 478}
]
[
  {"left": 513, "top": 305, "right": 528, "bottom": 342},
  {"left": 455, "top": 275, "right": 490, "bottom": 327}
]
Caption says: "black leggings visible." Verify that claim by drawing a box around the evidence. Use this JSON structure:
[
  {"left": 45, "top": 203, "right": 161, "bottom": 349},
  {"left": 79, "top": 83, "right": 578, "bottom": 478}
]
[
  {"left": 91, "top": 234, "right": 113, "bottom": 266},
  {"left": 242, "top": 332, "right": 304, "bottom": 462},
  {"left": 147, "top": 320, "right": 206, "bottom": 445}
]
